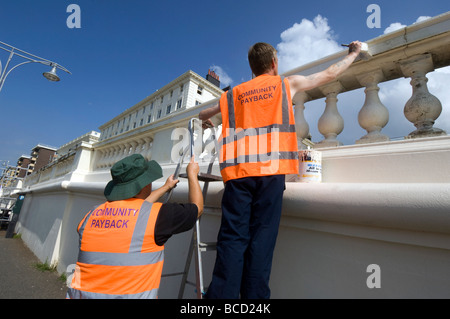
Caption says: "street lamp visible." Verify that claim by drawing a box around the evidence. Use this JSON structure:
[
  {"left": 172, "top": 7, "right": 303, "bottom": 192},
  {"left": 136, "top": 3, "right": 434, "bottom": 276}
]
[
  {"left": 43, "top": 65, "right": 61, "bottom": 82},
  {"left": 0, "top": 40, "right": 71, "bottom": 93}
]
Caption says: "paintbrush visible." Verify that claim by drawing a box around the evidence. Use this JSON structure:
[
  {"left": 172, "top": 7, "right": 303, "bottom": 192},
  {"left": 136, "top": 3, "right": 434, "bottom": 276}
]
[{"left": 341, "top": 42, "right": 372, "bottom": 60}]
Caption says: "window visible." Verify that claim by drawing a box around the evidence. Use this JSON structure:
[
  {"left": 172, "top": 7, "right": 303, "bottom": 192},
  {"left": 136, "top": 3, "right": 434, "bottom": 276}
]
[
  {"left": 176, "top": 99, "right": 182, "bottom": 110},
  {"left": 195, "top": 100, "right": 201, "bottom": 106},
  {"left": 166, "top": 105, "right": 171, "bottom": 114},
  {"left": 140, "top": 119, "right": 143, "bottom": 126},
  {"left": 170, "top": 90, "right": 173, "bottom": 98},
  {"left": 197, "top": 85, "right": 203, "bottom": 95},
  {"left": 160, "top": 96, "right": 164, "bottom": 104},
  {"left": 157, "top": 109, "right": 162, "bottom": 119},
  {"left": 147, "top": 115, "right": 152, "bottom": 123},
  {"left": 180, "top": 85, "right": 184, "bottom": 93}
]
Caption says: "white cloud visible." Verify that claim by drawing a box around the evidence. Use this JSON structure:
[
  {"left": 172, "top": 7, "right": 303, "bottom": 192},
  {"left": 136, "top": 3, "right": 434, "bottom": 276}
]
[
  {"left": 384, "top": 16, "right": 431, "bottom": 34},
  {"left": 209, "top": 65, "right": 233, "bottom": 87},
  {"left": 416, "top": 16, "right": 432, "bottom": 23},
  {"left": 276, "top": 15, "right": 342, "bottom": 74},
  {"left": 383, "top": 22, "right": 406, "bottom": 34}
]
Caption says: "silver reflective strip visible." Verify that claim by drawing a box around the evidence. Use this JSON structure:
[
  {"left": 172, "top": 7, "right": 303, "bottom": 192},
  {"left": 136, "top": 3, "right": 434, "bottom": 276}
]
[
  {"left": 219, "top": 151, "right": 299, "bottom": 170},
  {"left": 129, "top": 201, "right": 152, "bottom": 253},
  {"left": 67, "top": 287, "right": 159, "bottom": 299},
  {"left": 78, "top": 206, "right": 99, "bottom": 244},
  {"left": 227, "top": 89, "right": 235, "bottom": 129},
  {"left": 78, "top": 250, "right": 164, "bottom": 266},
  {"left": 220, "top": 124, "right": 296, "bottom": 147},
  {"left": 280, "top": 76, "right": 290, "bottom": 125}
]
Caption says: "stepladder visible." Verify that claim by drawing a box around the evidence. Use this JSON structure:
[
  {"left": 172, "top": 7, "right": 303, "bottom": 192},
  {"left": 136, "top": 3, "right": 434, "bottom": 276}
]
[{"left": 177, "top": 118, "right": 223, "bottom": 299}]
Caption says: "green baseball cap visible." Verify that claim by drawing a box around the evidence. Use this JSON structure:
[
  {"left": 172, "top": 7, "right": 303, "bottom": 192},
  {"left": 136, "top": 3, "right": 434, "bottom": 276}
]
[{"left": 104, "top": 154, "right": 163, "bottom": 201}]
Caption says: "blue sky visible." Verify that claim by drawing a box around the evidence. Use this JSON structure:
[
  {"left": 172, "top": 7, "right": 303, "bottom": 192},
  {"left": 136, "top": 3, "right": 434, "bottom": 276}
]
[{"left": 0, "top": 0, "right": 449, "bottom": 166}]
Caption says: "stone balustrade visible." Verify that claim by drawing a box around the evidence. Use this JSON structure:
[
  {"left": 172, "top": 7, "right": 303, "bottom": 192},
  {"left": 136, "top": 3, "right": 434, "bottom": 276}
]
[{"left": 287, "top": 12, "right": 449, "bottom": 147}]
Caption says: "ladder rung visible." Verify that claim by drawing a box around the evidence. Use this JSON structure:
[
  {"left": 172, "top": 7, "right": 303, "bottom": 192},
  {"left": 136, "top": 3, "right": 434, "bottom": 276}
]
[{"left": 179, "top": 172, "right": 222, "bottom": 182}]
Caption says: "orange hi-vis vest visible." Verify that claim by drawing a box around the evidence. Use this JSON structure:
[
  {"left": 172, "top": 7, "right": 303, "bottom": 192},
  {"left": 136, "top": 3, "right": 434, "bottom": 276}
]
[
  {"left": 219, "top": 74, "right": 299, "bottom": 182},
  {"left": 67, "top": 199, "right": 164, "bottom": 299}
]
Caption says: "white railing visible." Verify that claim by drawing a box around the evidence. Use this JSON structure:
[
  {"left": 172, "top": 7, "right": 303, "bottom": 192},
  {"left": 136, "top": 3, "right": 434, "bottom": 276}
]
[{"left": 287, "top": 13, "right": 450, "bottom": 147}]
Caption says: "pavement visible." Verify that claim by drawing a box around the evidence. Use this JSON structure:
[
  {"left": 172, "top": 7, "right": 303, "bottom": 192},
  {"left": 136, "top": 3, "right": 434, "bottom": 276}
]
[{"left": 0, "top": 230, "right": 67, "bottom": 299}]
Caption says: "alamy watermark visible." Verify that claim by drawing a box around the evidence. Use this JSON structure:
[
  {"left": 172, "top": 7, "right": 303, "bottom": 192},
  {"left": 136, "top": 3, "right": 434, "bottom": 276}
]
[
  {"left": 170, "top": 126, "right": 281, "bottom": 174},
  {"left": 66, "top": 4, "right": 81, "bottom": 29},
  {"left": 366, "top": 4, "right": 381, "bottom": 29},
  {"left": 366, "top": 264, "right": 381, "bottom": 288}
]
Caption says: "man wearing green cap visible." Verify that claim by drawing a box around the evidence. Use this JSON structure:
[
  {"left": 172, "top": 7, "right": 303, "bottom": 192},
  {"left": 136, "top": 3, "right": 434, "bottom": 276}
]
[{"left": 67, "top": 154, "right": 203, "bottom": 299}]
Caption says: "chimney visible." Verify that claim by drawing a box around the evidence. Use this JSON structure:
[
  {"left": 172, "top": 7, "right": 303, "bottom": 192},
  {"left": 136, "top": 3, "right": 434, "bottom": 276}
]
[{"left": 206, "top": 69, "right": 220, "bottom": 88}]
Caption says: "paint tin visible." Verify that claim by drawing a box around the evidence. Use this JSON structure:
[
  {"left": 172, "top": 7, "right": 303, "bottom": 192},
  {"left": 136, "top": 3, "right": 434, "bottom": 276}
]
[{"left": 295, "top": 149, "right": 322, "bottom": 183}]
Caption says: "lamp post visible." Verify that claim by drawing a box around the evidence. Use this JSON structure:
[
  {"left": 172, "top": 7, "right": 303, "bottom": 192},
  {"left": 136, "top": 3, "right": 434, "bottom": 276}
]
[{"left": 0, "top": 40, "right": 71, "bottom": 93}]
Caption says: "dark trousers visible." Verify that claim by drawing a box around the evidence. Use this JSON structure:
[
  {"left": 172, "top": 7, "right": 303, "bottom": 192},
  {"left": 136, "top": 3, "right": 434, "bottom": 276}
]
[{"left": 205, "top": 175, "right": 285, "bottom": 299}]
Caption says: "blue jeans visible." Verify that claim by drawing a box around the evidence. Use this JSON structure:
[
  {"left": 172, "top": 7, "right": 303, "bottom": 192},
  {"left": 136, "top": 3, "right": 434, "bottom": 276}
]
[{"left": 205, "top": 175, "right": 285, "bottom": 299}]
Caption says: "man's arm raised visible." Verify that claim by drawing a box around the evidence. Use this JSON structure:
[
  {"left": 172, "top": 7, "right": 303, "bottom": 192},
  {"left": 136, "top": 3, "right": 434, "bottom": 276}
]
[{"left": 287, "top": 41, "right": 362, "bottom": 96}]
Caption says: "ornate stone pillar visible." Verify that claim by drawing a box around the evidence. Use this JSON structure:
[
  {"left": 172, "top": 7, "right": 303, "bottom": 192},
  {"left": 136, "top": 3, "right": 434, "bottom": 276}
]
[
  {"left": 135, "top": 138, "right": 146, "bottom": 156},
  {"left": 317, "top": 81, "right": 344, "bottom": 147},
  {"left": 292, "top": 91, "right": 311, "bottom": 149},
  {"left": 111, "top": 145, "right": 122, "bottom": 166},
  {"left": 96, "top": 149, "right": 106, "bottom": 169},
  {"left": 399, "top": 54, "right": 446, "bottom": 138},
  {"left": 129, "top": 140, "right": 138, "bottom": 155},
  {"left": 355, "top": 69, "right": 390, "bottom": 144},
  {"left": 143, "top": 136, "right": 153, "bottom": 160}
]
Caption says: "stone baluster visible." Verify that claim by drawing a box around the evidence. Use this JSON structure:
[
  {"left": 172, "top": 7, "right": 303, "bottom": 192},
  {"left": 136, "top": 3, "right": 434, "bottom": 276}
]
[
  {"left": 95, "top": 149, "right": 106, "bottom": 169},
  {"left": 135, "top": 138, "right": 145, "bottom": 156},
  {"left": 355, "top": 69, "right": 390, "bottom": 144},
  {"left": 110, "top": 145, "right": 121, "bottom": 167},
  {"left": 143, "top": 137, "right": 153, "bottom": 160},
  {"left": 121, "top": 144, "right": 129, "bottom": 161},
  {"left": 108, "top": 147, "right": 117, "bottom": 167},
  {"left": 124, "top": 142, "right": 132, "bottom": 158},
  {"left": 100, "top": 148, "right": 109, "bottom": 168},
  {"left": 399, "top": 54, "right": 446, "bottom": 138},
  {"left": 292, "top": 91, "right": 311, "bottom": 149},
  {"left": 317, "top": 81, "right": 345, "bottom": 147},
  {"left": 129, "top": 141, "right": 138, "bottom": 155}
]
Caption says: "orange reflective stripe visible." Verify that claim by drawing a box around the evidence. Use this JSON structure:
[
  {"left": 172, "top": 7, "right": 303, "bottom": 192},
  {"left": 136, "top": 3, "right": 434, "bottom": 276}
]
[{"left": 219, "top": 75, "right": 298, "bottom": 182}]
